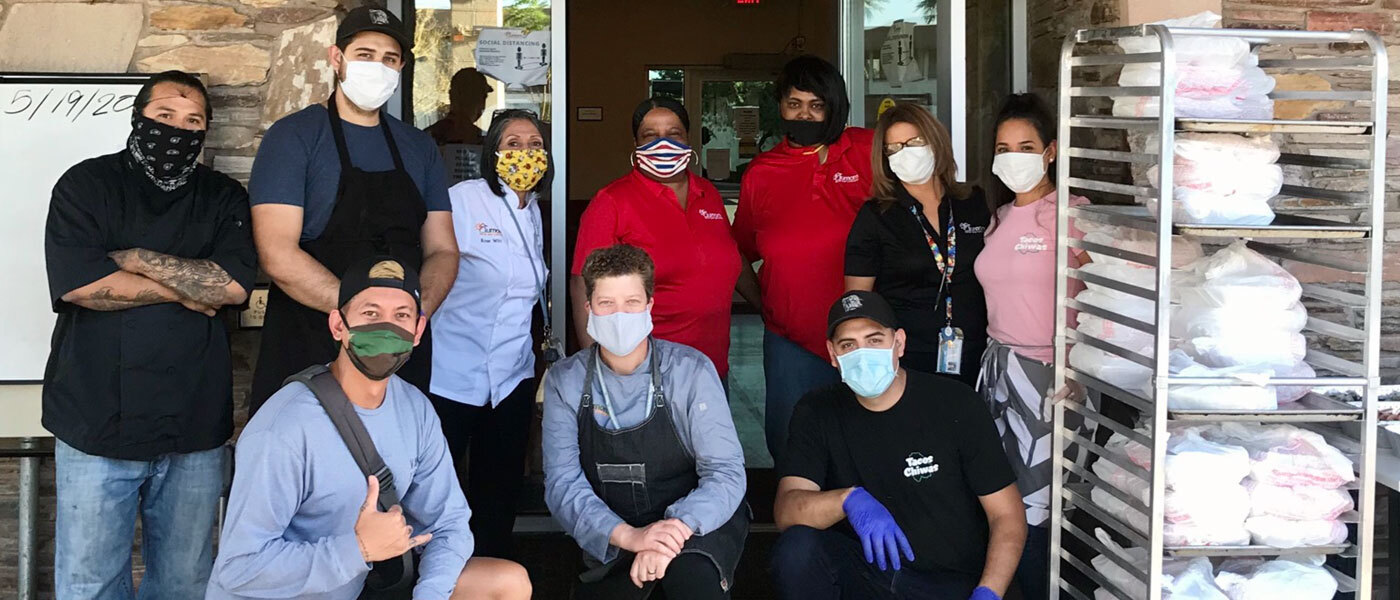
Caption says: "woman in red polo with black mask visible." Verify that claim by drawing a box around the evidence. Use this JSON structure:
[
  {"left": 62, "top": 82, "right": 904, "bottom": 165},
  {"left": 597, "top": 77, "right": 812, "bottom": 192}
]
[
  {"left": 569, "top": 97, "right": 742, "bottom": 381},
  {"left": 733, "top": 55, "right": 874, "bottom": 462}
]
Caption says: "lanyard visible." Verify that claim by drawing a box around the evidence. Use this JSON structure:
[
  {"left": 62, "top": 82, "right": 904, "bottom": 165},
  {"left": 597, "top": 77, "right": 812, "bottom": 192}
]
[
  {"left": 910, "top": 203, "right": 956, "bottom": 326},
  {"left": 593, "top": 353, "right": 656, "bottom": 428},
  {"left": 498, "top": 194, "right": 550, "bottom": 332}
]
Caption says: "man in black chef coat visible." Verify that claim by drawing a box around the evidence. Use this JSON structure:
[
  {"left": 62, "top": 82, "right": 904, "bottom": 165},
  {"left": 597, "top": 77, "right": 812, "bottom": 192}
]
[{"left": 43, "top": 70, "right": 257, "bottom": 599}]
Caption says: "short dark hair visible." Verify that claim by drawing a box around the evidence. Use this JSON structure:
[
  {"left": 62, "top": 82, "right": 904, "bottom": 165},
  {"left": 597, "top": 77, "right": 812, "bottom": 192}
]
[
  {"left": 775, "top": 55, "right": 850, "bottom": 146},
  {"left": 581, "top": 245, "right": 656, "bottom": 300},
  {"left": 630, "top": 96, "right": 690, "bottom": 141},
  {"left": 133, "top": 71, "right": 212, "bottom": 122},
  {"left": 482, "top": 109, "right": 553, "bottom": 198}
]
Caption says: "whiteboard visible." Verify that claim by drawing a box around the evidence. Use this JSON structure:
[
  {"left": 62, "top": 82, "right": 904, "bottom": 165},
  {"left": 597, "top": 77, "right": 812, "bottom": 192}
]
[{"left": 0, "top": 74, "right": 150, "bottom": 382}]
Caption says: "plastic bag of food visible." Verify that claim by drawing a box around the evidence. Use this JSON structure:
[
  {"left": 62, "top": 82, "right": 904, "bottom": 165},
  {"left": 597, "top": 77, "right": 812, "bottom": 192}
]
[
  {"left": 1244, "top": 516, "right": 1347, "bottom": 547},
  {"left": 1145, "top": 188, "right": 1275, "bottom": 226},
  {"left": 1075, "top": 288, "right": 1158, "bottom": 326},
  {"left": 1113, "top": 94, "right": 1274, "bottom": 120},
  {"left": 1078, "top": 314, "right": 1157, "bottom": 352},
  {"left": 1081, "top": 261, "right": 1160, "bottom": 294},
  {"left": 1184, "top": 331, "right": 1307, "bottom": 369},
  {"left": 1164, "top": 160, "right": 1284, "bottom": 202},
  {"left": 1203, "top": 423, "right": 1356, "bottom": 489},
  {"left": 1116, "top": 12, "right": 1251, "bottom": 66},
  {"left": 1080, "top": 230, "right": 1205, "bottom": 270},
  {"left": 1164, "top": 429, "right": 1252, "bottom": 490},
  {"left": 1166, "top": 521, "right": 1252, "bottom": 547},
  {"left": 1092, "top": 528, "right": 1152, "bottom": 600},
  {"left": 1163, "top": 557, "right": 1230, "bottom": 599},
  {"left": 1216, "top": 558, "right": 1338, "bottom": 600},
  {"left": 1070, "top": 343, "right": 1152, "bottom": 396},
  {"left": 1174, "top": 242, "right": 1302, "bottom": 311},
  {"left": 1175, "top": 133, "right": 1281, "bottom": 165},
  {"left": 1173, "top": 301, "right": 1308, "bottom": 339},
  {"left": 1246, "top": 480, "right": 1354, "bottom": 521}
]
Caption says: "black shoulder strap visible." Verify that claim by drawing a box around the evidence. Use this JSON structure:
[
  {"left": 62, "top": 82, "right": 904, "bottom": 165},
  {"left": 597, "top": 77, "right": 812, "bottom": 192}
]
[{"left": 285, "top": 365, "right": 402, "bottom": 512}]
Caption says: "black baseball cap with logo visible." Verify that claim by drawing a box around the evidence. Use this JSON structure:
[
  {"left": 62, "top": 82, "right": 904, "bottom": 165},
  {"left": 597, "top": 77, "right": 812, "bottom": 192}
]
[
  {"left": 827, "top": 290, "right": 900, "bottom": 338},
  {"left": 337, "top": 6, "right": 413, "bottom": 54},
  {"left": 339, "top": 255, "right": 422, "bottom": 313}
]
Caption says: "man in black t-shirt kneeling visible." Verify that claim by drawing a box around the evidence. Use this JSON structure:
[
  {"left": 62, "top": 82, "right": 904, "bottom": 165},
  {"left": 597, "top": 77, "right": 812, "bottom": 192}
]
[{"left": 771, "top": 290, "right": 1027, "bottom": 600}]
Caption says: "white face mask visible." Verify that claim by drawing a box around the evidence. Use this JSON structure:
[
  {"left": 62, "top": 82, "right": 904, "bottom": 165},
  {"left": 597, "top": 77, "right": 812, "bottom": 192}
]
[
  {"left": 339, "top": 60, "right": 400, "bottom": 111},
  {"left": 992, "top": 150, "right": 1049, "bottom": 194},
  {"left": 887, "top": 145, "right": 936, "bottom": 185},
  {"left": 587, "top": 310, "right": 653, "bottom": 356}
]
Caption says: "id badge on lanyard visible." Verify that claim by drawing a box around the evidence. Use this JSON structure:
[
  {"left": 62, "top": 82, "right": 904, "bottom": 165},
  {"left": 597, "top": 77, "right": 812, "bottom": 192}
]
[{"left": 913, "top": 203, "right": 962, "bottom": 375}]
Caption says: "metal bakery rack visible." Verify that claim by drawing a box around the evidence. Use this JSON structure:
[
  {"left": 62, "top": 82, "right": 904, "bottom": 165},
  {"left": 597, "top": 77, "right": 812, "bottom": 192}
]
[{"left": 1050, "top": 25, "right": 1388, "bottom": 600}]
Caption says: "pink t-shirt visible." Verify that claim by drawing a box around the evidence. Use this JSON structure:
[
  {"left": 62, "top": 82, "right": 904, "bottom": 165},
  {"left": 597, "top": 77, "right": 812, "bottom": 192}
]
[{"left": 973, "top": 191, "right": 1089, "bottom": 363}]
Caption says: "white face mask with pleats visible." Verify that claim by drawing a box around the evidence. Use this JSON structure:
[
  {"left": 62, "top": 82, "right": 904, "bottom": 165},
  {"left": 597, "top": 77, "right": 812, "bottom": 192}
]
[
  {"left": 339, "top": 60, "right": 400, "bottom": 111},
  {"left": 888, "top": 145, "right": 936, "bottom": 185}
]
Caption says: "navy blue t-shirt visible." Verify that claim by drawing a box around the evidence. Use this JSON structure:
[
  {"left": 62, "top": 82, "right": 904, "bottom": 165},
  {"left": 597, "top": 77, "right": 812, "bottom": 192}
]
[{"left": 249, "top": 105, "right": 451, "bottom": 241}]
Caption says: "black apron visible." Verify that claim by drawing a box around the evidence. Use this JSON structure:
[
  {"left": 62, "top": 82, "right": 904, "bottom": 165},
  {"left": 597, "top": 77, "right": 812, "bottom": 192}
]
[
  {"left": 250, "top": 100, "right": 432, "bottom": 414},
  {"left": 576, "top": 343, "right": 749, "bottom": 595}
]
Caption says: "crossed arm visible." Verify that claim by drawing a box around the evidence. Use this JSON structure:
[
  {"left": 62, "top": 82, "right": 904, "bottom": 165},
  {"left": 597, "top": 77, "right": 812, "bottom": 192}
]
[{"left": 61, "top": 250, "right": 246, "bottom": 315}]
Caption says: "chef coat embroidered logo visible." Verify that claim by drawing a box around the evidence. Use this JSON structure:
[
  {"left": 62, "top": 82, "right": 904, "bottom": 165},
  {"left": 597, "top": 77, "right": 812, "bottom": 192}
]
[
  {"left": 833, "top": 172, "right": 861, "bottom": 184},
  {"left": 842, "top": 294, "right": 863, "bottom": 312},
  {"left": 903, "top": 452, "right": 939, "bottom": 481},
  {"left": 476, "top": 222, "right": 503, "bottom": 242},
  {"left": 1014, "top": 233, "right": 1047, "bottom": 254},
  {"left": 960, "top": 222, "right": 985, "bottom": 234},
  {"left": 697, "top": 209, "right": 726, "bottom": 221}
]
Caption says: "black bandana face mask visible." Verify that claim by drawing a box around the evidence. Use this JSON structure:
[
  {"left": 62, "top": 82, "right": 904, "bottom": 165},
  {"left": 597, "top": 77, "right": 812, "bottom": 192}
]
[{"left": 127, "top": 116, "right": 206, "bottom": 192}]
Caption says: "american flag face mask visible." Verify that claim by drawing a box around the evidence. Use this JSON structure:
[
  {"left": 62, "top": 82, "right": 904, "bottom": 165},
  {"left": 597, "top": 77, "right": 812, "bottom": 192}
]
[{"left": 634, "top": 137, "right": 693, "bottom": 179}]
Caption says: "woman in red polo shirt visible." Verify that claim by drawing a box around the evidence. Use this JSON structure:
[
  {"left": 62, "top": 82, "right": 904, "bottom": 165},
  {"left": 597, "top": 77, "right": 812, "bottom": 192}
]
[
  {"left": 733, "top": 55, "right": 874, "bottom": 462},
  {"left": 569, "top": 97, "right": 742, "bottom": 380}
]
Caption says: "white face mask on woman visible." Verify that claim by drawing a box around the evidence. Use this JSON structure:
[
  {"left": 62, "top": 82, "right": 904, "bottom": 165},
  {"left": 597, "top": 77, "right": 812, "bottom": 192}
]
[
  {"left": 992, "top": 150, "right": 1049, "bottom": 194},
  {"left": 887, "top": 145, "right": 936, "bottom": 185},
  {"left": 587, "top": 310, "right": 653, "bottom": 356},
  {"left": 339, "top": 60, "right": 400, "bottom": 111}
]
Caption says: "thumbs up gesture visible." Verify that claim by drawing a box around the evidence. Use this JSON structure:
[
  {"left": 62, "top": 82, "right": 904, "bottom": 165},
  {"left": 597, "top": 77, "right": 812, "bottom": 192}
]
[{"left": 354, "top": 475, "right": 432, "bottom": 562}]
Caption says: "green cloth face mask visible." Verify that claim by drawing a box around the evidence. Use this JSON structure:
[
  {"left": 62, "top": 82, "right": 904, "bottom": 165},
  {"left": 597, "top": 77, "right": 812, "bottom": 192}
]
[{"left": 342, "top": 318, "right": 416, "bottom": 381}]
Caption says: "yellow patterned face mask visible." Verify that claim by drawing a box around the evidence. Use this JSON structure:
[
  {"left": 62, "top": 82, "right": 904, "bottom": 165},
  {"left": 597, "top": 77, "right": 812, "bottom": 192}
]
[{"left": 495, "top": 149, "right": 549, "bottom": 192}]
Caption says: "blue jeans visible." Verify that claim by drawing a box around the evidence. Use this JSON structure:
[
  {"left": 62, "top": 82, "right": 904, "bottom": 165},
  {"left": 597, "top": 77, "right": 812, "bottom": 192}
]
[
  {"left": 55, "top": 439, "right": 227, "bottom": 600},
  {"left": 771, "top": 526, "right": 978, "bottom": 600},
  {"left": 763, "top": 329, "right": 840, "bottom": 465}
]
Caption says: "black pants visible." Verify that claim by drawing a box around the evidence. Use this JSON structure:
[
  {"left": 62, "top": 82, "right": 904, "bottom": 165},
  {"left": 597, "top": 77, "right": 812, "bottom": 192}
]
[
  {"left": 1014, "top": 524, "right": 1049, "bottom": 600},
  {"left": 770, "top": 526, "right": 978, "bottom": 600},
  {"left": 573, "top": 553, "right": 726, "bottom": 600},
  {"left": 428, "top": 377, "right": 536, "bottom": 559}
]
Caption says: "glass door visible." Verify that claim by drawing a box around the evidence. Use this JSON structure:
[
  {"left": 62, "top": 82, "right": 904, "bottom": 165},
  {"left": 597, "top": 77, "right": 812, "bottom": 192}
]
[{"left": 841, "top": 0, "right": 966, "bottom": 180}]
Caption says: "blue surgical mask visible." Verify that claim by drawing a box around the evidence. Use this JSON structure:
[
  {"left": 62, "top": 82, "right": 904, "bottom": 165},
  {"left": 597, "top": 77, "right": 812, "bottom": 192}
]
[
  {"left": 587, "top": 310, "right": 653, "bottom": 356},
  {"left": 837, "top": 347, "right": 897, "bottom": 398}
]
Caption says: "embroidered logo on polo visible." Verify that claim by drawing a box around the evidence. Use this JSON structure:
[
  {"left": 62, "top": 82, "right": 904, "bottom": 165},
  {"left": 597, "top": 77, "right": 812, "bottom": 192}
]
[
  {"left": 1014, "top": 233, "right": 1048, "bottom": 254},
  {"left": 960, "top": 222, "right": 986, "bottom": 234},
  {"left": 833, "top": 172, "right": 860, "bottom": 184},
  {"left": 903, "top": 452, "right": 940, "bottom": 482},
  {"left": 697, "top": 209, "right": 726, "bottom": 221}
]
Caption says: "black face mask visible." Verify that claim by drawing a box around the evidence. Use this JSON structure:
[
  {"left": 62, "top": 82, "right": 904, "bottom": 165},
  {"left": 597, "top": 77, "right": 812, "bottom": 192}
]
[
  {"left": 127, "top": 116, "right": 206, "bottom": 192},
  {"left": 781, "top": 118, "right": 828, "bottom": 148}
]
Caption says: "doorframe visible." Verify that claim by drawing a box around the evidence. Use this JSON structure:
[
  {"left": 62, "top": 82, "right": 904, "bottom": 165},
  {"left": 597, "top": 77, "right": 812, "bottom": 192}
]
[{"left": 837, "top": 0, "right": 967, "bottom": 181}]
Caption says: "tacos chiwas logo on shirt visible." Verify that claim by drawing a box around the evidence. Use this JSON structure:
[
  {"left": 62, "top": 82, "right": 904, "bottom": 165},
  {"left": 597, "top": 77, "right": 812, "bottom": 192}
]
[{"left": 903, "top": 452, "right": 939, "bottom": 482}]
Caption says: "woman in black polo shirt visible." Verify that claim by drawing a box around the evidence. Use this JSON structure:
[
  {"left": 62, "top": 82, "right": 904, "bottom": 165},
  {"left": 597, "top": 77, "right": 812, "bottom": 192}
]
[{"left": 844, "top": 103, "right": 989, "bottom": 387}]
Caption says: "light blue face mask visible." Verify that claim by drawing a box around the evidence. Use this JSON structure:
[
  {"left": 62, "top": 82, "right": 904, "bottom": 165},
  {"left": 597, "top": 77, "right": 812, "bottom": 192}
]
[{"left": 837, "top": 347, "right": 897, "bottom": 398}]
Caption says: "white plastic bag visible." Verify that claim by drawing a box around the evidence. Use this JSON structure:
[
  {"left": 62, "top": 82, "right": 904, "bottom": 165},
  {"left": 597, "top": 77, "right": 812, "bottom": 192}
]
[
  {"left": 1146, "top": 188, "right": 1275, "bottom": 226},
  {"left": 1164, "top": 429, "right": 1252, "bottom": 490},
  {"left": 1163, "top": 557, "right": 1230, "bottom": 599},
  {"left": 1113, "top": 94, "right": 1274, "bottom": 120},
  {"left": 1079, "top": 228, "right": 1205, "bottom": 269},
  {"left": 1164, "top": 160, "right": 1284, "bottom": 202},
  {"left": 1081, "top": 261, "right": 1159, "bottom": 294},
  {"left": 1174, "top": 242, "right": 1303, "bottom": 311},
  {"left": 1203, "top": 424, "right": 1356, "bottom": 489},
  {"left": 1070, "top": 343, "right": 1152, "bottom": 396},
  {"left": 1078, "top": 314, "right": 1156, "bottom": 352},
  {"left": 1246, "top": 480, "right": 1354, "bottom": 521},
  {"left": 1117, "top": 12, "right": 1251, "bottom": 66},
  {"left": 1174, "top": 133, "right": 1281, "bottom": 166},
  {"left": 1184, "top": 331, "right": 1307, "bottom": 369},
  {"left": 1092, "top": 528, "right": 1151, "bottom": 600},
  {"left": 1173, "top": 301, "right": 1308, "bottom": 339},
  {"left": 1165, "top": 521, "right": 1252, "bottom": 547},
  {"left": 1244, "top": 516, "right": 1347, "bottom": 547},
  {"left": 1075, "top": 288, "right": 1158, "bottom": 325}
]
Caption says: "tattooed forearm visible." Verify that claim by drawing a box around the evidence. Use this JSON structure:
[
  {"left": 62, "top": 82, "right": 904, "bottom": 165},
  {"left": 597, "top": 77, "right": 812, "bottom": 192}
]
[
  {"left": 76, "top": 287, "right": 170, "bottom": 311},
  {"left": 112, "top": 248, "right": 235, "bottom": 306}
]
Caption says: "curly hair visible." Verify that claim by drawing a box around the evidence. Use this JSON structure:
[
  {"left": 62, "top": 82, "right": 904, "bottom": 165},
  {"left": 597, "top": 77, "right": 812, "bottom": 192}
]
[{"left": 581, "top": 244, "right": 656, "bottom": 300}]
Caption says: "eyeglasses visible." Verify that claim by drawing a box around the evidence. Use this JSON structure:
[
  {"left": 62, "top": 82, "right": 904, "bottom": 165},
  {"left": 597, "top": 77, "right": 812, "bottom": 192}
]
[{"left": 883, "top": 136, "right": 928, "bottom": 156}]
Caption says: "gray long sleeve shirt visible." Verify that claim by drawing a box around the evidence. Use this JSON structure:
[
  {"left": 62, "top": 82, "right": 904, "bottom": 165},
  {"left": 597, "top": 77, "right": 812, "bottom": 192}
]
[
  {"left": 206, "top": 375, "right": 473, "bottom": 600},
  {"left": 543, "top": 339, "right": 746, "bottom": 564}
]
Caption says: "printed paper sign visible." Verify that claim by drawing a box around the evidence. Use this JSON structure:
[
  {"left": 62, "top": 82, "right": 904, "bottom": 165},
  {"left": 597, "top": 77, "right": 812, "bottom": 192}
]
[{"left": 474, "top": 27, "right": 550, "bottom": 87}]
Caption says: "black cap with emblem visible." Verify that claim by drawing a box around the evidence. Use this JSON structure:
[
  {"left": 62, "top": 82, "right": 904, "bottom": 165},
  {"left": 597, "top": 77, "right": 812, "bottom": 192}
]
[
  {"left": 337, "top": 6, "right": 413, "bottom": 54},
  {"left": 339, "top": 255, "right": 422, "bottom": 313},
  {"left": 827, "top": 290, "right": 900, "bottom": 339}
]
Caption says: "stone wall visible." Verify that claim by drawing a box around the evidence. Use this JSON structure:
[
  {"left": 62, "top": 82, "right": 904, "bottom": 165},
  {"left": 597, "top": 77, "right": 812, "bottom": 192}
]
[{"left": 0, "top": 0, "right": 344, "bottom": 593}]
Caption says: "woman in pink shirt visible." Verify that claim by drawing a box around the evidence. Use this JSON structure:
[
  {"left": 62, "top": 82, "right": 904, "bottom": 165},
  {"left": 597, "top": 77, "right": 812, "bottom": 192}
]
[{"left": 972, "top": 93, "right": 1090, "bottom": 600}]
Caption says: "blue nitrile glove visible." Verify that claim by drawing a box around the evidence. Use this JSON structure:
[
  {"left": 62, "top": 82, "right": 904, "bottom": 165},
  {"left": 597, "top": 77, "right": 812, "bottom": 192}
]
[
  {"left": 842, "top": 486, "right": 916, "bottom": 571},
  {"left": 970, "top": 586, "right": 1001, "bottom": 600}
]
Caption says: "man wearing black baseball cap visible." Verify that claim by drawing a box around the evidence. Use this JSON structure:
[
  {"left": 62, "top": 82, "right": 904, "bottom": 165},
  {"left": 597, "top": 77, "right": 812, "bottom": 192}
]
[
  {"left": 208, "top": 256, "right": 530, "bottom": 600},
  {"left": 768, "top": 290, "right": 1027, "bottom": 600},
  {"left": 248, "top": 3, "right": 459, "bottom": 413}
]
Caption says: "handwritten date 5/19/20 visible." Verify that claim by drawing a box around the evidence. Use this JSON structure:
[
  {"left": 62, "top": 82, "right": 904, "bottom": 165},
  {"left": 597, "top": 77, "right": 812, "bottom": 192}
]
[{"left": 3, "top": 88, "right": 136, "bottom": 122}]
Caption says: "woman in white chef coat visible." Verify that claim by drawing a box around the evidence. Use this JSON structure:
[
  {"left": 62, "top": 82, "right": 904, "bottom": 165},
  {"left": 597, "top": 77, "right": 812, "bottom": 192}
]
[{"left": 430, "top": 108, "right": 557, "bottom": 559}]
